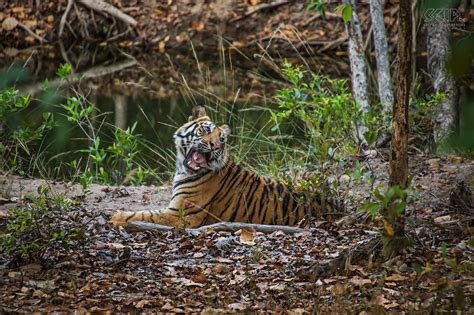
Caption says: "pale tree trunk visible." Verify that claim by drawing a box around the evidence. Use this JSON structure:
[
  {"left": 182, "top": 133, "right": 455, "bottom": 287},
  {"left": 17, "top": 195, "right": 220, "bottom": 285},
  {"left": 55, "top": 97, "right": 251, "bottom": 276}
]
[
  {"left": 426, "top": 24, "right": 459, "bottom": 143},
  {"left": 370, "top": 0, "right": 394, "bottom": 112},
  {"left": 345, "top": 0, "right": 370, "bottom": 143},
  {"left": 113, "top": 94, "right": 127, "bottom": 130}
]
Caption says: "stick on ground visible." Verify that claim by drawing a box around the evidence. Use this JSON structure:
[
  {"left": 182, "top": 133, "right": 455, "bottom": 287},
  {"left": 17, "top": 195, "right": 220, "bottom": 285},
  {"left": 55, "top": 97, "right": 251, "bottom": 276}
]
[{"left": 125, "top": 221, "right": 318, "bottom": 235}]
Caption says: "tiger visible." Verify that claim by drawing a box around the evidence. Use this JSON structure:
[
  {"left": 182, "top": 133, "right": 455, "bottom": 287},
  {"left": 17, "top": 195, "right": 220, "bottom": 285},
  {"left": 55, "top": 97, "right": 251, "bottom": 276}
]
[{"left": 110, "top": 106, "right": 344, "bottom": 228}]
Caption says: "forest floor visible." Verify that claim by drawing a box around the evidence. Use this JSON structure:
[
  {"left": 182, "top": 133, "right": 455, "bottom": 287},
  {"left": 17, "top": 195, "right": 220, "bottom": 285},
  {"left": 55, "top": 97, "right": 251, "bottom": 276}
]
[
  {"left": 0, "top": 152, "right": 473, "bottom": 313},
  {"left": 1, "top": 1, "right": 386, "bottom": 52}
]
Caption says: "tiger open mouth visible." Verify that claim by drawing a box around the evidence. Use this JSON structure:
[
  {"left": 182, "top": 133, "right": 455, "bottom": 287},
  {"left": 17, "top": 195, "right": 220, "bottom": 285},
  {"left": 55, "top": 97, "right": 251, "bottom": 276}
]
[{"left": 185, "top": 150, "right": 211, "bottom": 170}]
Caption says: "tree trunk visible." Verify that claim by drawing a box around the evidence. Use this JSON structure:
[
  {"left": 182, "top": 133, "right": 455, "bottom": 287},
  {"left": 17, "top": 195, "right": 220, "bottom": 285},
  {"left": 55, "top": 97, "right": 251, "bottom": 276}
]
[
  {"left": 426, "top": 23, "right": 459, "bottom": 144},
  {"left": 370, "top": 0, "right": 394, "bottom": 112},
  {"left": 384, "top": 0, "right": 412, "bottom": 256},
  {"left": 345, "top": 0, "right": 370, "bottom": 143},
  {"left": 389, "top": 0, "right": 411, "bottom": 189}
]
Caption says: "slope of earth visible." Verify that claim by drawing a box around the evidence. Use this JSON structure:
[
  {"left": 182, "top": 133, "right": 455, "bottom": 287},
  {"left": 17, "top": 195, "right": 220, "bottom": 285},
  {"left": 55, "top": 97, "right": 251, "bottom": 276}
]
[{"left": 0, "top": 153, "right": 473, "bottom": 313}]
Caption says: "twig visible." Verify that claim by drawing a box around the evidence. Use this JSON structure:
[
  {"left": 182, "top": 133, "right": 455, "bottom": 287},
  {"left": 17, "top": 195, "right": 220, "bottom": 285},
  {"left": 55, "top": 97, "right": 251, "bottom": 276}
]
[
  {"left": 312, "top": 235, "right": 381, "bottom": 276},
  {"left": 17, "top": 21, "right": 47, "bottom": 43},
  {"left": 74, "top": 1, "right": 89, "bottom": 39},
  {"left": 77, "top": 0, "right": 137, "bottom": 27},
  {"left": 59, "top": 41, "right": 75, "bottom": 75},
  {"left": 59, "top": 0, "right": 74, "bottom": 38},
  {"left": 304, "top": 12, "right": 342, "bottom": 26},
  {"left": 231, "top": 0, "right": 289, "bottom": 23},
  {"left": 363, "top": 23, "right": 373, "bottom": 53},
  {"left": 125, "top": 221, "right": 319, "bottom": 235},
  {"left": 106, "top": 28, "right": 132, "bottom": 42}
]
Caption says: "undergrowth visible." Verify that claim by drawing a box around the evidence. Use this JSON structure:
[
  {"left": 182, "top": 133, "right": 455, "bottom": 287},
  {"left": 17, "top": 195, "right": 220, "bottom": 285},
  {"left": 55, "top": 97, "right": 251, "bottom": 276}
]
[{"left": 0, "top": 185, "right": 84, "bottom": 264}]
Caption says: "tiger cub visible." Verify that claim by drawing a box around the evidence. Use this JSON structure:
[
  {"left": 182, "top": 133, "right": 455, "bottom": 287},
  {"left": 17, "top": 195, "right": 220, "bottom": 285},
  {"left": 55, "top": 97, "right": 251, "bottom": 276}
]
[{"left": 111, "top": 106, "right": 344, "bottom": 227}]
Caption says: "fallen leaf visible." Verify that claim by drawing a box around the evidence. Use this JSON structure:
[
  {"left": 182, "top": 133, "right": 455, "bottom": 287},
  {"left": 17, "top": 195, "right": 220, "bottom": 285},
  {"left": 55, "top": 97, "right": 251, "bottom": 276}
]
[
  {"left": 25, "top": 35, "right": 35, "bottom": 43},
  {"left": 212, "top": 264, "right": 229, "bottom": 273},
  {"left": 0, "top": 209, "right": 9, "bottom": 219},
  {"left": 434, "top": 215, "right": 451, "bottom": 224},
  {"left": 11, "top": 7, "right": 25, "bottom": 13},
  {"left": 427, "top": 158, "right": 440, "bottom": 171},
  {"left": 135, "top": 299, "right": 150, "bottom": 308},
  {"left": 227, "top": 302, "right": 247, "bottom": 310},
  {"left": 106, "top": 242, "right": 126, "bottom": 249},
  {"left": 191, "top": 271, "right": 207, "bottom": 283},
  {"left": 158, "top": 40, "right": 166, "bottom": 53},
  {"left": 239, "top": 228, "right": 255, "bottom": 245},
  {"left": 2, "top": 17, "right": 18, "bottom": 31},
  {"left": 269, "top": 283, "right": 286, "bottom": 291},
  {"left": 162, "top": 302, "right": 174, "bottom": 311},
  {"left": 32, "top": 289, "right": 46, "bottom": 298},
  {"left": 191, "top": 20, "right": 205, "bottom": 32},
  {"left": 20, "top": 263, "right": 42, "bottom": 275},
  {"left": 349, "top": 276, "right": 372, "bottom": 287},
  {"left": 257, "top": 282, "right": 269, "bottom": 294},
  {"left": 382, "top": 219, "right": 394, "bottom": 237},
  {"left": 3, "top": 47, "right": 18, "bottom": 57},
  {"left": 385, "top": 274, "right": 408, "bottom": 282}
]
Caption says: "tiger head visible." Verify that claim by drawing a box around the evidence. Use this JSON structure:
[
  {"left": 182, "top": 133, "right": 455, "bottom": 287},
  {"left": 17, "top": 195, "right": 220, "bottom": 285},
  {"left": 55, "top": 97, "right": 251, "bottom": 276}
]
[{"left": 174, "top": 106, "right": 231, "bottom": 174}]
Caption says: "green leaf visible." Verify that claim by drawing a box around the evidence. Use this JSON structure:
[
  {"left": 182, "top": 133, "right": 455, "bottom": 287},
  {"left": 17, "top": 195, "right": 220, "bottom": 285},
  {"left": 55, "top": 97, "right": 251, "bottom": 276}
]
[
  {"left": 335, "top": 3, "right": 352, "bottom": 24},
  {"left": 56, "top": 63, "right": 71, "bottom": 80},
  {"left": 441, "top": 241, "right": 447, "bottom": 257},
  {"left": 307, "top": 0, "right": 325, "bottom": 15},
  {"left": 359, "top": 202, "right": 380, "bottom": 218},
  {"left": 469, "top": 237, "right": 474, "bottom": 248}
]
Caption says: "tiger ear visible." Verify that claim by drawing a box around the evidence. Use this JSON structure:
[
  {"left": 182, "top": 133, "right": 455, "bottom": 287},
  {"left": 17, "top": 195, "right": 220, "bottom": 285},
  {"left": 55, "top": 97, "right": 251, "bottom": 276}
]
[
  {"left": 188, "top": 106, "right": 208, "bottom": 121},
  {"left": 219, "top": 124, "right": 231, "bottom": 137}
]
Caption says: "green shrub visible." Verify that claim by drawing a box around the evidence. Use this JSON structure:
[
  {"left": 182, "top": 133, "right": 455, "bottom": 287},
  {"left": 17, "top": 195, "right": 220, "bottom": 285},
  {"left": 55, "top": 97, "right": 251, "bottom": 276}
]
[
  {"left": 1, "top": 185, "right": 84, "bottom": 264},
  {"left": 266, "top": 61, "right": 361, "bottom": 190},
  {"left": 270, "top": 61, "right": 359, "bottom": 164}
]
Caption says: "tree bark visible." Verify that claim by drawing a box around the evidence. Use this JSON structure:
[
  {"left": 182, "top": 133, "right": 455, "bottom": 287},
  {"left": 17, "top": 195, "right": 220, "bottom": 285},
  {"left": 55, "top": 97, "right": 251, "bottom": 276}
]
[
  {"left": 344, "top": 0, "right": 370, "bottom": 143},
  {"left": 370, "top": 0, "right": 394, "bottom": 112},
  {"left": 383, "top": 0, "right": 412, "bottom": 256},
  {"left": 389, "top": 0, "right": 411, "bottom": 189},
  {"left": 426, "top": 23, "right": 459, "bottom": 143}
]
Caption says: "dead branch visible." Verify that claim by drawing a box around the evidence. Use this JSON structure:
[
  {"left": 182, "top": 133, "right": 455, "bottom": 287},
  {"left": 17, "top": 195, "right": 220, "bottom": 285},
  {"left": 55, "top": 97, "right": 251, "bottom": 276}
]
[
  {"left": 17, "top": 21, "right": 47, "bottom": 44},
  {"left": 312, "top": 235, "right": 381, "bottom": 276},
  {"left": 231, "top": 0, "right": 289, "bottom": 23},
  {"left": 304, "top": 12, "right": 342, "bottom": 26},
  {"left": 19, "top": 59, "right": 137, "bottom": 95},
  {"left": 59, "top": 0, "right": 74, "bottom": 38},
  {"left": 125, "top": 221, "right": 318, "bottom": 235},
  {"left": 77, "top": 0, "right": 137, "bottom": 27}
]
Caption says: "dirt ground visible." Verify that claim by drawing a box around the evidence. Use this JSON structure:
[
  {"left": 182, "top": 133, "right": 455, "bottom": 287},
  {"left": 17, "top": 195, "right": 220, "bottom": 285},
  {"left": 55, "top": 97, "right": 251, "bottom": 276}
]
[{"left": 0, "top": 152, "right": 473, "bottom": 313}]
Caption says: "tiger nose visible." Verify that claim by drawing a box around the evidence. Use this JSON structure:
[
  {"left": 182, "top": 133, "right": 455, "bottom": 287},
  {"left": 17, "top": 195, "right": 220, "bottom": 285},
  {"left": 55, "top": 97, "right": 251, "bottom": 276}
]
[{"left": 210, "top": 141, "right": 221, "bottom": 150}]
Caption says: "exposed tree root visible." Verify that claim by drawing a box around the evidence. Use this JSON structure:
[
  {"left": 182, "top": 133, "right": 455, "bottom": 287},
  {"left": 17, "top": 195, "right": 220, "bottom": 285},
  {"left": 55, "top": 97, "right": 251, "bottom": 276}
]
[
  {"left": 59, "top": 0, "right": 74, "bottom": 38},
  {"left": 311, "top": 234, "right": 381, "bottom": 277},
  {"left": 77, "top": 0, "right": 137, "bottom": 27}
]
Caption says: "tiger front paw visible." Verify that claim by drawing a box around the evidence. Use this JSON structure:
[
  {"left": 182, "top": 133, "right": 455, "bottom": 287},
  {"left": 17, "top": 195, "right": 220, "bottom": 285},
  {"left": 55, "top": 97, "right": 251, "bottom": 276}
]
[{"left": 110, "top": 210, "right": 134, "bottom": 227}]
